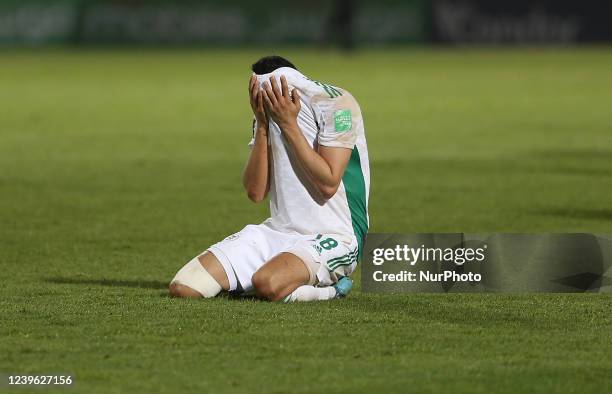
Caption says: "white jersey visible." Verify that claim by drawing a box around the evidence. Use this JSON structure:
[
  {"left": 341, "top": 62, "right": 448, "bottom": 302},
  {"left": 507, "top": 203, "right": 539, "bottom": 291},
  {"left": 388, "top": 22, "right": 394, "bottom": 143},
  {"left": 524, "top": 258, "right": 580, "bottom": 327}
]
[{"left": 251, "top": 67, "right": 370, "bottom": 252}]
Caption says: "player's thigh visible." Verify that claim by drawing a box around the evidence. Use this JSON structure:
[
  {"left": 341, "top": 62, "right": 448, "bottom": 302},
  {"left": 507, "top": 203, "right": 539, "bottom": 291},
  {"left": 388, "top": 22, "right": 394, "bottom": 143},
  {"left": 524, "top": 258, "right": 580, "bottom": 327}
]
[
  {"left": 251, "top": 252, "right": 311, "bottom": 301},
  {"left": 170, "top": 251, "right": 228, "bottom": 298},
  {"left": 207, "top": 224, "right": 291, "bottom": 292},
  {"left": 197, "top": 251, "right": 229, "bottom": 289}
]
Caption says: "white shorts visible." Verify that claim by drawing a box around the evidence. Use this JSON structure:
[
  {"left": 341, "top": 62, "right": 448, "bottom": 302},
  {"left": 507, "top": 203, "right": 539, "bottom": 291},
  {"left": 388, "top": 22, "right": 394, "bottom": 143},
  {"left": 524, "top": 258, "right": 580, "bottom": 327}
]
[{"left": 204, "top": 223, "right": 359, "bottom": 293}]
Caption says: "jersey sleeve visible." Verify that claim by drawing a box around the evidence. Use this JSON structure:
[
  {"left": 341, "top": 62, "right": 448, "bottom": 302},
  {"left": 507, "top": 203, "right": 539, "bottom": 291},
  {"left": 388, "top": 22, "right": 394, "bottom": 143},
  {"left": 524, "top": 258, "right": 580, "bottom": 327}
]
[
  {"left": 315, "top": 95, "right": 359, "bottom": 149},
  {"left": 248, "top": 117, "right": 271, "bottom": 148},
  {"left": 248, "top": 117, "right": 256, "bottom": 148}
]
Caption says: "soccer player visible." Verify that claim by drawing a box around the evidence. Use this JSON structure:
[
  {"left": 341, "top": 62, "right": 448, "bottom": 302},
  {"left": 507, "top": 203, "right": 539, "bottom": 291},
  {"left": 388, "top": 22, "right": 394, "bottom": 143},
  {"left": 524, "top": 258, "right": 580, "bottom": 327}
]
[{"left": 169, "top": 56, "right": 370, "bottom": 302}]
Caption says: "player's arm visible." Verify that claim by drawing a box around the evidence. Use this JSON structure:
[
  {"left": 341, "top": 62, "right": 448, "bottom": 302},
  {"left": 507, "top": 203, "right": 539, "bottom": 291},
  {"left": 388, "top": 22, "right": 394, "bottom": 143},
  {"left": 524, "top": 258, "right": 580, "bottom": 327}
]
[
  {"left": 262, "top": 76, "right": 351, "bottom": 199},
  {"left": 242, "top": 75, "right": 270, "bottom": 203}
]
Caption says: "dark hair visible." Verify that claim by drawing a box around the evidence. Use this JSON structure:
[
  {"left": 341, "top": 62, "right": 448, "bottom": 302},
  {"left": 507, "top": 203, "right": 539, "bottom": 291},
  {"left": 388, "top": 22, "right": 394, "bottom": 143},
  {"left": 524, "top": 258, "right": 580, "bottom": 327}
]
[{"left": 251, "top": 55, "right": 297, "bottom": 75}]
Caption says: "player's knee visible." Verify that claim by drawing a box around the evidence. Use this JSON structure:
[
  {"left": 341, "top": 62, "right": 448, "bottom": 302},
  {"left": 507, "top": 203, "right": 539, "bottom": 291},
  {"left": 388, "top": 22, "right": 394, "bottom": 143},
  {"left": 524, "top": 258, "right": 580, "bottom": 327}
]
[
  {"left": 251, "top": 270, "right": 270, "bottom": 298},
  {"left": 252, "top": 270, "right": 283, "bottom": 301}
]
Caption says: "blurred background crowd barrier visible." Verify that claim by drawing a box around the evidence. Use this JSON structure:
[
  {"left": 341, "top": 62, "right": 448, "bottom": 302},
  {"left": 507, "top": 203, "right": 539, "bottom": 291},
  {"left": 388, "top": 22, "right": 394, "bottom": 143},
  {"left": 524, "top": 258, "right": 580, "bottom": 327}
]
[{"left": 0, "top": 0, "right": 610, "bottom": 46}]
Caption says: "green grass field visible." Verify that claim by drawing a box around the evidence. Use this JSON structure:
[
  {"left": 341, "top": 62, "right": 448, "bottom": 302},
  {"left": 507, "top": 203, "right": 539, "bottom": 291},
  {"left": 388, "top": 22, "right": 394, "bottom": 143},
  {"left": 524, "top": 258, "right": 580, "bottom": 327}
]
[{"left": 1, "top": 48, "right": 611, "bottom": 393}]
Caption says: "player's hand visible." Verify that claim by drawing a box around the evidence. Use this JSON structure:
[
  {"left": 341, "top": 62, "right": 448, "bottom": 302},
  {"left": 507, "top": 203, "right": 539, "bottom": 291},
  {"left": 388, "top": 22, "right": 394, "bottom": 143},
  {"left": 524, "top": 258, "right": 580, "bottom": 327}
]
[
  {"left": 249, "top": 74, "right": 268, "bottom": 129},
  {"left": 262, "top": 75, "right": 301, "bottom": 130}
]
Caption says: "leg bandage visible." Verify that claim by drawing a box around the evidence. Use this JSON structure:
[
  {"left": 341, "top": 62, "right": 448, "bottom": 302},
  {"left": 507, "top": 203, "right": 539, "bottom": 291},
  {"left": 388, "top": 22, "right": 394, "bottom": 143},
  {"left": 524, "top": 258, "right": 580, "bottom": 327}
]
[{"left": 171, "top": 257, "right": 222, "bottom": 298}]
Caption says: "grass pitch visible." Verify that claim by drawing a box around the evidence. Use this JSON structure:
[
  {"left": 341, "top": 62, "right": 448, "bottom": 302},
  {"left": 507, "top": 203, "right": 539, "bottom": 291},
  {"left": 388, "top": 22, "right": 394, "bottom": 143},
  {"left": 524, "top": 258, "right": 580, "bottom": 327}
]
[{"left": 1, "top": 48, "right": 611, "bottom": 393}]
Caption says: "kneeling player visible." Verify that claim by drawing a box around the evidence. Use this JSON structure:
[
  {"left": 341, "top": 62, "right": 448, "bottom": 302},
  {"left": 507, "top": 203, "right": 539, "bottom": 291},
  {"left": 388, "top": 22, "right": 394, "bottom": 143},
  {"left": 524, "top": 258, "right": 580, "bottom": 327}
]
[{"left": 169, "top": 56, "right": 370, "bottom": 302}]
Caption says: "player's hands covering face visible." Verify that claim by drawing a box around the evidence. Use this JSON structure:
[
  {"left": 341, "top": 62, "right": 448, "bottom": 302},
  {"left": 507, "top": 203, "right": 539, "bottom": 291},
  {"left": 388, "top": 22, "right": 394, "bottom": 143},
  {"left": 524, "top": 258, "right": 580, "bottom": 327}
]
[
  {"left": 249, "top": 74, "right": 268, "bottom": 129},
  {"left": 262, "top": 75, "right": 301, "bottom": 129}
]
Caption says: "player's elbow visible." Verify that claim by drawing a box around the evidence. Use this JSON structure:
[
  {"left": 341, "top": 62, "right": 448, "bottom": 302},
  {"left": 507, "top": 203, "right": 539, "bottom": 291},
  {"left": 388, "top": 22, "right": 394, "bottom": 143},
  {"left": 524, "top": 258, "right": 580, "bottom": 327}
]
[
  {"left": 246, "top": 188, "right": 266, "bottom": 203},
  {"left": 319, "top": 184, "right": 339, "bottom": 200}
]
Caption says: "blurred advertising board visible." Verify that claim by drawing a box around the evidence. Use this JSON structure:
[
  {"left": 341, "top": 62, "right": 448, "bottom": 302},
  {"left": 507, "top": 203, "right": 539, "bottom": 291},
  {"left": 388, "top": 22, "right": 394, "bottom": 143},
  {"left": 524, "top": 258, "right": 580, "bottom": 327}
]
[
  {"left": 0, "top": 0, "right": 427, "bottom": 45},
  {"left": 3, "top": 0, "right": 610, "bottom": 46}
]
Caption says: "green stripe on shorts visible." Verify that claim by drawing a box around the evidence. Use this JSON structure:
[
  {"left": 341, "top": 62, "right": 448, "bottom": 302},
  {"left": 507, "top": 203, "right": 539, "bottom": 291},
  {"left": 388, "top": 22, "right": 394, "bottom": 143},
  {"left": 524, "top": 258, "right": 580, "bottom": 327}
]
[
  {"left": 327, "top": 251, "right": 357, "bottom": 266},
  {"left": 328, "top": 250, "right": 358, "bottom": 270},
  {"left": 327, "top": 248, "right": 358, "bottom": 263}
]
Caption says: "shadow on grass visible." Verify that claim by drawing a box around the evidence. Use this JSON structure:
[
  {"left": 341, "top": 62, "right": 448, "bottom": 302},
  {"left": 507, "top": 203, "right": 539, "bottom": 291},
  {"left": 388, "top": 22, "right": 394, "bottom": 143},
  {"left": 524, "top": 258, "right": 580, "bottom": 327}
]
[
  {"left": 44, "top": 277, "right": 168, "bottom": 289},
  {"left": 532, "top": 148, "right": 612, "bottom": 160},
  {"left": 43, "top": 277, "right": 259, "bottom": 300}
]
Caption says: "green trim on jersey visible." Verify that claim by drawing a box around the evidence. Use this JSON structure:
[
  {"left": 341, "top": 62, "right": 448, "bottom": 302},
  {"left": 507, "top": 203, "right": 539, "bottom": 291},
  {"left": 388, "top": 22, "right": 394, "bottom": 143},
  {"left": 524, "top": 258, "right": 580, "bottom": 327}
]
[
  {"left": 342, "top": 147, "right": 368, "bottom": 260},
  {"left": 306, "top": 77, "right": 343, "bottom": 98}
]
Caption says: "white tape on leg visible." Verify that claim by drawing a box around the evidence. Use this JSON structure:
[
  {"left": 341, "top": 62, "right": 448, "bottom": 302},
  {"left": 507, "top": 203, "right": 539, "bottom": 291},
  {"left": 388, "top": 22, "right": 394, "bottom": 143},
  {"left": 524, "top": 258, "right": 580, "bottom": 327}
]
[{"left": 171, "top": 257, "right": 222, "bottom": 298}]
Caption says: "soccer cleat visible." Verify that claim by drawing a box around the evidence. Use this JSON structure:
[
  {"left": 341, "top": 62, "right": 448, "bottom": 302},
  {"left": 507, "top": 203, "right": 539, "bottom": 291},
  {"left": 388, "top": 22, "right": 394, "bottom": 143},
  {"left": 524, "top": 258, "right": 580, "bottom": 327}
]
[{"left": 333, "top": 276, "right": 353, "bottom": 298}]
